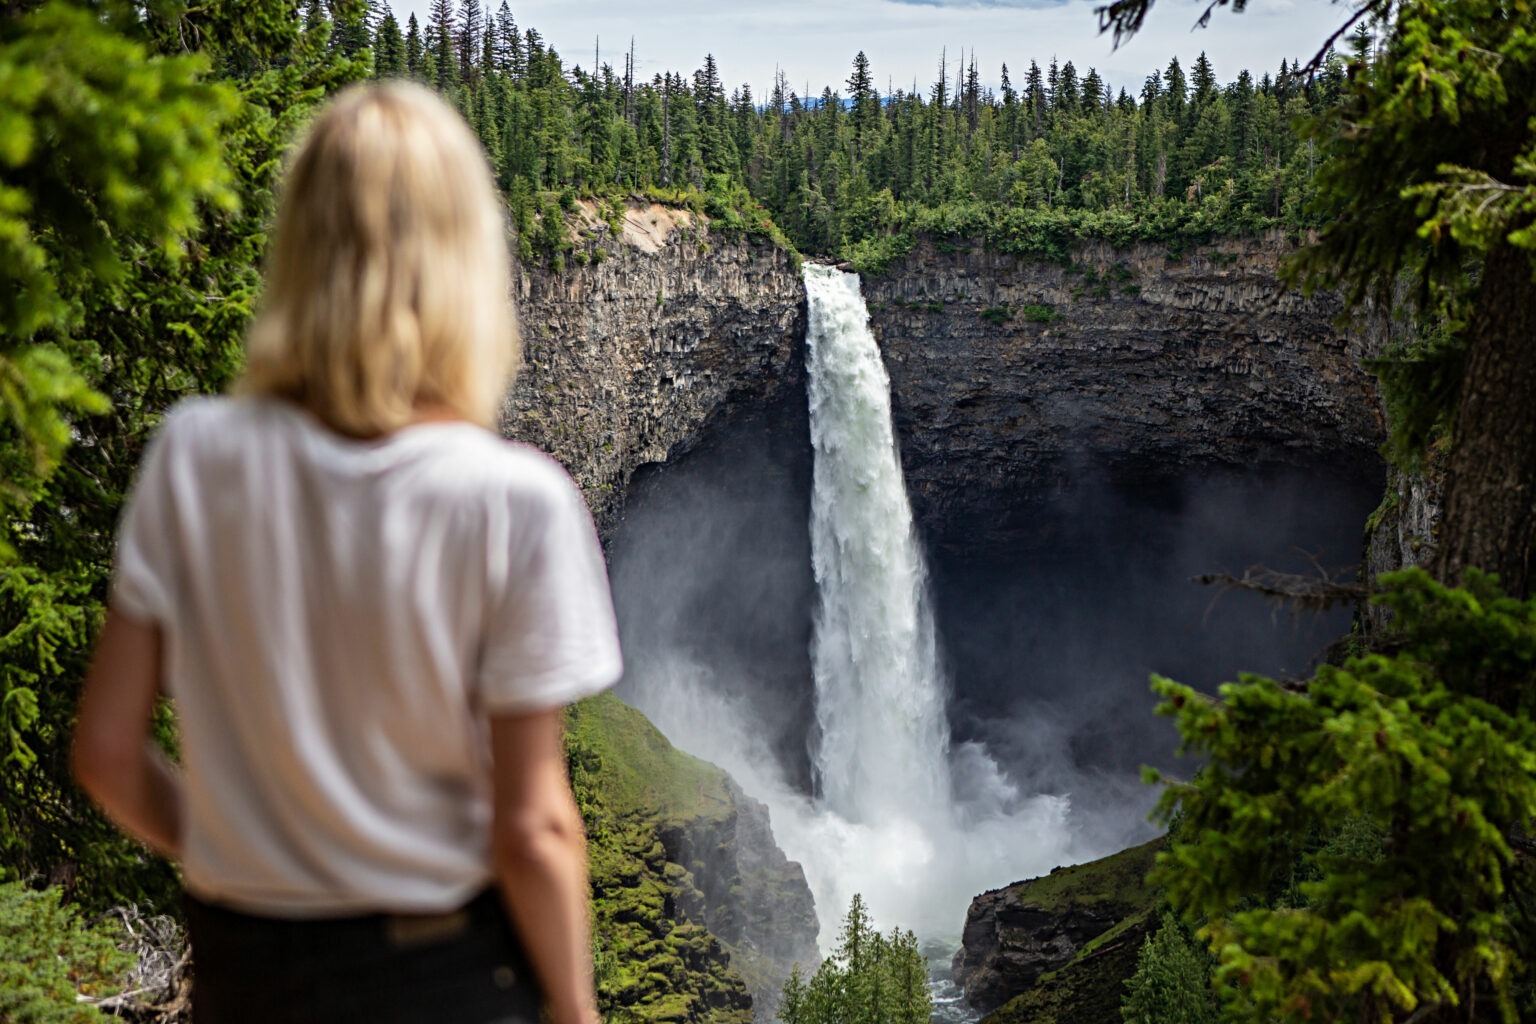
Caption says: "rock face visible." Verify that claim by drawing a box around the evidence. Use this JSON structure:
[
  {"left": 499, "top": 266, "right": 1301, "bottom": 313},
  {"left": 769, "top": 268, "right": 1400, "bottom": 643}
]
[
  {"left": 507, "top": 205, "right": 805, "bottom": 532},
  {"left": 568, "top": 694, "right": 819, "bottom": 1024},
  {"left": 956, "top": 898, "right": 1125, "bottom": 1012},
  {"left": 1366, "top": 466, "right": 1442, "bottom": 576},
  {"left": 658, "top": 780, "right": 821, "bottom": 1017},
  {"left": 952, "top": 839, "right": 1161, "bottom": 1021},
  {"left": 862, "top": 234, "right": 1385, "bottom": 548}
]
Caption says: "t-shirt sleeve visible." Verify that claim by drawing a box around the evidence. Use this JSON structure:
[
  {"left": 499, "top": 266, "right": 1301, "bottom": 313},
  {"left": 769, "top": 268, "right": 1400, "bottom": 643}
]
[
  {"left": 477, "top": 466, "right": 623, "bottom": 713},
  {"left": 110, "top": 412, "right": 182, "bottom": 626}
]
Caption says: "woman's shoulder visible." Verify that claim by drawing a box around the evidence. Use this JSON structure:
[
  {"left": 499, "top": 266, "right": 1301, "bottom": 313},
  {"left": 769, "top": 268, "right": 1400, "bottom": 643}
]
[
  {"left": 455, "top": 434, "right": 587, "bottom": 511},
  {"left": 140, "top": 395, "right": 246, "bottom": 458},
  {"left": 143, "top": 395, "right": 294, "bottom": 464},
  {"left": 155, "top": 394, "right": 285, "bottom": 436}
]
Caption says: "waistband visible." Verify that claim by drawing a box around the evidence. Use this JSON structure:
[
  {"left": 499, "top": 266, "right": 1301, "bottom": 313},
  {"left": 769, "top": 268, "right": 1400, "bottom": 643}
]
[{"left": 184, "top": 887, "right": 508, "bottom": 950}]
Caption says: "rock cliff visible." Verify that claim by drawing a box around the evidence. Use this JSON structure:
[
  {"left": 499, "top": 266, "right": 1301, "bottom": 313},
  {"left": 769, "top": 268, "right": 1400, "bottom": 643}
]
[
  {"left": 862, "top": 234, "right": 1384, "bottom": 549},
  {"left": 506, "top": 203, "right": 805, "bottom": 532},
  {"left": 567, "top": 694, "right": 819, "bottom": 1024},
  {"left": 506, "top": 212, "right": 1389, "bottom": 1024},
  {"left": 656, "top": 779, "right": 821, "bottom": 1018}
]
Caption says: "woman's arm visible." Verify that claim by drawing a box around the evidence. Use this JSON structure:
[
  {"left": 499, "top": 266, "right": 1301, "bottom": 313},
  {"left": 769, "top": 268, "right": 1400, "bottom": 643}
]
[
  {"left": 71, "top": 609, "right": 182, "bottom": 859},
  {"left": 487, "top": 707, "right": 600, "bottom": 1024}
]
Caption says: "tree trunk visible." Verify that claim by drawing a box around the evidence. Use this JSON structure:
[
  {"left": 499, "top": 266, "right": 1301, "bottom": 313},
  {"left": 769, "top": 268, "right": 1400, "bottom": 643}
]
[{"left": 1431, "top": 240, "right": 1536, "bottom": 599}]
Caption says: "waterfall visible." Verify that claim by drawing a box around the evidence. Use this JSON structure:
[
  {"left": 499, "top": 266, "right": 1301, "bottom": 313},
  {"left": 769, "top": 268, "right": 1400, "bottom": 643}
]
[
  {"left": 803, "top": 263, "right": 952, "bottom": 821},
  {"left": 614, "top": 263, "right": 1091, "bottom": 951}
]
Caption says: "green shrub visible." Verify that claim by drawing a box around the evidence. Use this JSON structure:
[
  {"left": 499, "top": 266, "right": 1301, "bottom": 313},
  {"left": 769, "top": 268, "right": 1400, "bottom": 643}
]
[
  {"left": 1020, "top": 304, "right": 1063, "bottom": 325},
  {"left": 842, "top": 233, "right": 914, "bottom": 276},
  {"left": 980, "top": 306, "right": 1013, "bottom": 326},
  {"left": 0, "top": 881, "right": 131, "bottom": 1023}
]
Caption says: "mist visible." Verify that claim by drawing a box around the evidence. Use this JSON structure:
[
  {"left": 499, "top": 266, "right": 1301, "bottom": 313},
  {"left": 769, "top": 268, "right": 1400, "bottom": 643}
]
[{"left": 610, "top": 381, "right": 1383, "bottom": 950}]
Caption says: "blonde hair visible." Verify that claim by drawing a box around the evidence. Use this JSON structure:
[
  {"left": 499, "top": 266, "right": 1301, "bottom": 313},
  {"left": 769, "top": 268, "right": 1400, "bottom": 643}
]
[{"left": 243, "top": 81, "right": 518, "bottom": 437}]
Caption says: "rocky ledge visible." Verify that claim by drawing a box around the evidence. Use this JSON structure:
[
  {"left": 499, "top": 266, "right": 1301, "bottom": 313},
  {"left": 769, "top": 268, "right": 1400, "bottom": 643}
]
[
  {"left": 863, "top": 234, "right": 1385, "bottom": 549},
  {"left": 953, "top": 839, "right": 1161, "bottom": 1022},
  {"left": 567, "top": 694, "right": 819, "bottom": 1024}
]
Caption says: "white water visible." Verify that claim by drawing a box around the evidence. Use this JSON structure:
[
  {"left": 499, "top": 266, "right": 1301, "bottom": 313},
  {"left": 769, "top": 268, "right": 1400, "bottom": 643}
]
[
  {"left": 622, "top": 264, "right": 1104, "bottom": 951},
  {"left": 805, "top": 263, "right": 951, "bottom": 822}
]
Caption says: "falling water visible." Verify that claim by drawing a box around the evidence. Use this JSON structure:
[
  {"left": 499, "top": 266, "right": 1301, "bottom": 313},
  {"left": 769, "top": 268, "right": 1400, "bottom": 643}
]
[
  {"left": 804, "top": 263, "right": 951, "bottom": 820},
  {"left": 787, "top": 264, "right": 1085, "bottom": 945}
]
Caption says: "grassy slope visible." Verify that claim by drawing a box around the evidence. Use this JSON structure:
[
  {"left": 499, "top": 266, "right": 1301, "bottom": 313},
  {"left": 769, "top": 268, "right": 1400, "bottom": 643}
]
[{"left": 566, "top": 693, "right": 734, "bottom": 827}]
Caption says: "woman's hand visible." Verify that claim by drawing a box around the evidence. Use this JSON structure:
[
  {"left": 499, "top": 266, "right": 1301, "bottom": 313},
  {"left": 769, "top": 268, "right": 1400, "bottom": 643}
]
[{"left": 72, "top": 609, "right": 183, "bottom": 859}]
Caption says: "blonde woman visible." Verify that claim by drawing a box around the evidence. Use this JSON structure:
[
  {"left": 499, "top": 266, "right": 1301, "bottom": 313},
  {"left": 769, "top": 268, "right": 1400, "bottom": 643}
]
[{"left": 71, "top": 82, "right": 620, "bottom": 1024}]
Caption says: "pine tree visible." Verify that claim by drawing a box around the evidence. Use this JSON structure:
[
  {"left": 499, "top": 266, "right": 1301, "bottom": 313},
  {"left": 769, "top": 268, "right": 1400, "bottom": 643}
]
[
  {"left": 1026, "top": 60, "right": 1046, "bottom": 135},
  {"left": 776, "top": 895, "right": 931, "bottom": 1024},
  {"left": 1190, "top": 51, "right": 1217, "bottom": 105},
  {"left": 456, "top": 0, "right": 483, "bottom": 83},
  {"left": 404, "top": 12, "right": 423, "bottom": 79},
  {"left": 330, "top": 0, "right": 373, "bottom": 57},
  {"left": 373, "top": 5, "right": 405, "bottom": 77},
  {"left": 1120, "top": 911, "right": 1219, "bottom": 1024},
  {"left": 1163, "top": 56, "right": 1187, "bottom": 123},
  {"left": 964, "top": 53, "right": 980, "bottom": 131},
  {"left": 1057, "top": 60, "right": 1080, "bottom": 114},
  {"left": 490, "top": 2, "right": 515, "bottom": 74},
  {"left": 999, "top": 62, "right": 1019, "bottom": 159},
  {"left": 847, "top": 51, "right": 879, "bottom": 149},
  {"left": 429, "top": 0, "right": 457, "bottom": 90},
  {"left": 693, "top": 54, "right": 735, "bottom": 176},
  {"left": 1082, "top": 67, "right": 1105, "bottom": 115}
]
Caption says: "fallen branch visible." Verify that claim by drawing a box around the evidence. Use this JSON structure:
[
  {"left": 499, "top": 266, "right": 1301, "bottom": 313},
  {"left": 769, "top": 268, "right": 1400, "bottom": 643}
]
[
  {"left": 77, "top": 904, "right": 193, "bottom": 1022},
  {"left": 1194, "top": 555, "right": 1369, "bottom": 615}
]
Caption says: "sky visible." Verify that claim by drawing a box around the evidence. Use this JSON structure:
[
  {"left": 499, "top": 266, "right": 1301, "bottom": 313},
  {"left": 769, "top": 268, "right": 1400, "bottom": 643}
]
[{"left": 389, "top": 0, "right": 1354, "bottom": 99}]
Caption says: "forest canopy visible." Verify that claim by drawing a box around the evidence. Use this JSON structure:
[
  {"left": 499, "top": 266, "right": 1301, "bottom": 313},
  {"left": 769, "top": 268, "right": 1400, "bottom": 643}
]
[{"left": 372, "top": 0, "right": 1344, "bottom": 269}]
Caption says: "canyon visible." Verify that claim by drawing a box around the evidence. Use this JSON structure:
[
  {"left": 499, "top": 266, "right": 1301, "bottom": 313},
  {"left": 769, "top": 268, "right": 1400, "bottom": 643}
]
[{"left": 507, "top": 205, "right": 1386, "bottom": 1023}]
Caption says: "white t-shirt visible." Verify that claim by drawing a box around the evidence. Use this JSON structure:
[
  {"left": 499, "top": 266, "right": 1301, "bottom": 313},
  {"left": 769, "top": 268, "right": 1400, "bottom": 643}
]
[{"left": 112, "top": 396, "right": 622, "bottom": 916}]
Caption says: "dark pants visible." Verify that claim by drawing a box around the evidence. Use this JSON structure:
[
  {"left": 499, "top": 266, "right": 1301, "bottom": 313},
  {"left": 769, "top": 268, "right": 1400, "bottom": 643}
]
[{"left": 184, "top": 889, "right": 543, "bottom": 1024}]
